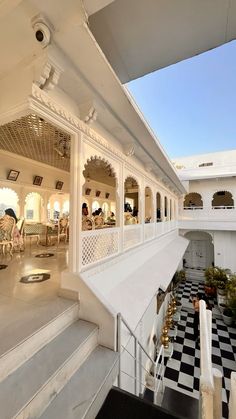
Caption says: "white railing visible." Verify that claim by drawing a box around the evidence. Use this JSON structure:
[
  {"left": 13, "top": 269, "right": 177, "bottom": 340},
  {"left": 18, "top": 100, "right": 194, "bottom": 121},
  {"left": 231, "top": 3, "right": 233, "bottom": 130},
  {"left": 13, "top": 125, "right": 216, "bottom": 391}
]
[
  {"left": 81, "top": 227, "right": 119, "bottom": 268},
  {"left": 144, "top": 222, "right": 155, "bottom": 241},
  {"left": 199, "top": 301, "right": 222, "bottom": 419},
  {"left": 180, "top": 206, "right": 236, "bottom": 221},
  {"left": 80, "top": 220, "right": 178, "bottom": 269},
  {"left": 117, "top": 313, "right": 164, "bottom": 401},
  {"left": 124, "top": 224, "right": 142, "bottom": 250},
  {"left": 229, "top": 372, "right": 236, "bottom": 419}
]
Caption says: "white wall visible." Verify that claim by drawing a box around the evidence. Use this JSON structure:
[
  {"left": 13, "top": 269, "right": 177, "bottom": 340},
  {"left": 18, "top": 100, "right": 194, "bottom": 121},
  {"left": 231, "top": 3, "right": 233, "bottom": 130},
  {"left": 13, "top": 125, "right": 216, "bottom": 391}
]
[
  {"left": 213, "top": 231, "right": 236, "bottom": 273},
  {"left": 0, "top": 150, "right": 70, "bottom": 192}
]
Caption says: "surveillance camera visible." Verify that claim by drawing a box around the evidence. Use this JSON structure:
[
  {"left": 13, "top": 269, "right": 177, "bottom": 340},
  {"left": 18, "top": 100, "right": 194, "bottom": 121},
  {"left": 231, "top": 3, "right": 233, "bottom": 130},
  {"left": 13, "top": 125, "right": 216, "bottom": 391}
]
[{"left": 32, "top": 15, "right": 52, "bottom": 48}]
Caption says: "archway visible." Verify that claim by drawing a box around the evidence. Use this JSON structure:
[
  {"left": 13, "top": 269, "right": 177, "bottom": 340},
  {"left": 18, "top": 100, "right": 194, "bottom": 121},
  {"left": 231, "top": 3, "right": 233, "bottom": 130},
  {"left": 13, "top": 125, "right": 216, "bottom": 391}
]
[
  {"left": 212, "top": 191, "right": 234, "bottom": 208},
  {"left": 83, "top": 156, "right": 117, "bottom": 226},
  {"left": 24, "top": 192, "right": 43, "bottom": 222},
  {"left": 164, "top": 196, "right": 168, "bottom": 219},
  {"left": 184, "top": 193, "right": 203, "bottom": 208},
  {"left": 124, "top": 176, "right": 139, "bottom": 223},
  {"left": 0, "top": 187, "right": 19, "bottom": 217},
  {"left": 183, "top": 231, "right": 214, "bottom": 270},
  {"left": 156, "top": 192, "right": 162, "bottom": 221}
]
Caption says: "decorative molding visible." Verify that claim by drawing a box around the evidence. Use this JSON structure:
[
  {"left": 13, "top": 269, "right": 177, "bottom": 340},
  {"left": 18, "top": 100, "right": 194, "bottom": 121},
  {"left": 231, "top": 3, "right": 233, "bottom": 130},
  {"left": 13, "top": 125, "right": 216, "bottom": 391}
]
[
  {"left": 123, "top": 142, "right": 135, "bottom": 157},
  {"left": 35, "top": 61, "right": 63, "bottom": 92},
  {"left": 30, "top": 84, "right": 180, "bottom": 197}
]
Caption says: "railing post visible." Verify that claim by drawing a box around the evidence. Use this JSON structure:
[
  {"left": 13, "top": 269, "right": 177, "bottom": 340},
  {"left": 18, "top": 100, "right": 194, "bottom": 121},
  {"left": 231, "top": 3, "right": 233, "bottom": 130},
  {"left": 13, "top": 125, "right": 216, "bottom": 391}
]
[
  {"left": 134, "top": 338, "right": 138, "bottom": 396},
  {"left": 229, "top": 372, "right": 236, "bottom": 419},
  {"left": 213, "top": 368, "right": 222, "bottom": 419},
  {"left": 117, "top": 313, "right": 121, "bottom": 388}
]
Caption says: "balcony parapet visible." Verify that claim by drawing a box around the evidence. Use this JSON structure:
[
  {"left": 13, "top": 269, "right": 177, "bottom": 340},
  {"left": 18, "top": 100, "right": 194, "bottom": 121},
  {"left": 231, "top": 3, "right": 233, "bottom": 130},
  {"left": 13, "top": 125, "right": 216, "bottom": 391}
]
[
  {"left": 80, "top": 220, "right": 177, "bottom": 270},
  {"left": 180, "top": 206, "right": 236, "bottom": 221}
]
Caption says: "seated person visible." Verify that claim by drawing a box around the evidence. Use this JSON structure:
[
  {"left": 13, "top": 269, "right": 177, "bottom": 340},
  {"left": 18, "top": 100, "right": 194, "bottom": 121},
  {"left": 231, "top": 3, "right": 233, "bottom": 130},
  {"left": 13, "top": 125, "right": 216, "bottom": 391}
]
[
  {"left": 107, "top": 211, "right": 116, "bottom": 225},
  {"left": 82, "top": 203, "right": 89, "bottom": 218},
  {"left": 0, "top": 208, "right": 24, "bottom": 250}
]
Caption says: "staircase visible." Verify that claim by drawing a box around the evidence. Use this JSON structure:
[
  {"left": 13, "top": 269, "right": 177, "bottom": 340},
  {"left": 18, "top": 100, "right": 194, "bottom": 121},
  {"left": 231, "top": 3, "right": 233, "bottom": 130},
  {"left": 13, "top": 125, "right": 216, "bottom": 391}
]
[
  {"left": 96, "top": 387, "right": 183, "bottom": 419},
  {"left": 0, "top": 301, "right": 118, "bottom": 419}
]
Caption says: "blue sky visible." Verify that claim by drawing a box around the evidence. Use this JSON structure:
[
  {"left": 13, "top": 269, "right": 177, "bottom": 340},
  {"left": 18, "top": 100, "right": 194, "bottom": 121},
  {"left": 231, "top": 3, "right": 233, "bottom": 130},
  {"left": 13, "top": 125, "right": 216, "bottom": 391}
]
[{"left": 127, "top": 41, "right": 236, "bottom": 159}]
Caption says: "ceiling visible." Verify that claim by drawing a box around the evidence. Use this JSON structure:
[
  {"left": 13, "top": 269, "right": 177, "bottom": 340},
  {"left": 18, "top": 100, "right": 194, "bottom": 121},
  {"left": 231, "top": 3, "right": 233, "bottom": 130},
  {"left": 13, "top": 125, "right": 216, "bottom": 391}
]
[
  {"left": 88, "top": 0, "right": 236, "bottom": 83},
  {"left": 0, "top": 114, "right": 71, "bottom": 172}
]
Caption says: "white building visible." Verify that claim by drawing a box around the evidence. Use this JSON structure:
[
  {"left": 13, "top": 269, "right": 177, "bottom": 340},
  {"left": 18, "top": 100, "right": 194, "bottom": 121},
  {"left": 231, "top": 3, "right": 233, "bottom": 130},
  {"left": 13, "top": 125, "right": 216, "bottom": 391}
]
[
  {"left": 0, "top": 1, "right": 235, "bottom": 418},
  {"left": 176, "top": 150, "right": 236, "bottom": 275}
]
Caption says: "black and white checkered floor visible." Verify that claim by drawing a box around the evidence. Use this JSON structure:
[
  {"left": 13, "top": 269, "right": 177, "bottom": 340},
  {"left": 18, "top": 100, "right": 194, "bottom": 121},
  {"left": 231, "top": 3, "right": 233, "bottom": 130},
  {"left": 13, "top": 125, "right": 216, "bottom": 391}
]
[{"left": 163, "top": 279, "right": 236, "bottom": 419}]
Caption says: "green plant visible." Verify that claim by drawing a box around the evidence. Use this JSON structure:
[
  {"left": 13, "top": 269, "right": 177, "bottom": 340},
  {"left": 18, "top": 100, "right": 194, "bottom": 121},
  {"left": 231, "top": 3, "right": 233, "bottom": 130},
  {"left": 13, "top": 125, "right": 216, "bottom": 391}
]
[
  {"left": 226, "top": 275, "right": 236, "bottom": 317},
  {"left": 204, "top": 266, "right": 228, "bottom": 289}
]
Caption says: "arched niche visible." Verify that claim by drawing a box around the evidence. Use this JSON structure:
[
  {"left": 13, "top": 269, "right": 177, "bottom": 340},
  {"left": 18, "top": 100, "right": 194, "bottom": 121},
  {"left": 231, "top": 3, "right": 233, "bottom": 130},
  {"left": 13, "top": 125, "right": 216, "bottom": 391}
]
[
  {"left": 124, "top": 176, "right": 139, "bottom": 223},
  {"left": 0, "top": 187, "right": 19, "bottom": 217},
  {"left": 24, "top": 192, "right": 43, "bottom": 222},
  {"left": 156, "top": 192, "right": 162, "bottom": 222},
  {"left": 212, "top": 191, "right": 234, "bottom": 208},
  {"left": 145, "top": 186, "right": 153, "bottom": 223},
  {"left": 83, "top": 156, "right": 117, "bottom": 226},
  {"left": 184, "top": 193, "right": 203, "bottom": 209},
  {"left": 183, "top": 231, "right": 214, "bottom": 270}
]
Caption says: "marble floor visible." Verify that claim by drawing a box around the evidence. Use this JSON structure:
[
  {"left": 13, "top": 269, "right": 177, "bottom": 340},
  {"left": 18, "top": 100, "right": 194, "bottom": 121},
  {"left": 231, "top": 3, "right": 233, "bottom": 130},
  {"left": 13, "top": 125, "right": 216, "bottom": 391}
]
[
  {"left": 163, "top": 279, "right": 236, "bottom": 419},
  {"left": 0, "top": 242, "right": 74, "bottom": 356}
]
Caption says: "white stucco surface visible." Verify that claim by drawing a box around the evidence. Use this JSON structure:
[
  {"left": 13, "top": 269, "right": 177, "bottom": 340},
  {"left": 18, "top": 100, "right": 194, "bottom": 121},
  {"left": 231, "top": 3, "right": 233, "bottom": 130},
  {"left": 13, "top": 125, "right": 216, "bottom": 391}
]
[{"left": 81, "top": 234, "right": 188, "bottom": 330}]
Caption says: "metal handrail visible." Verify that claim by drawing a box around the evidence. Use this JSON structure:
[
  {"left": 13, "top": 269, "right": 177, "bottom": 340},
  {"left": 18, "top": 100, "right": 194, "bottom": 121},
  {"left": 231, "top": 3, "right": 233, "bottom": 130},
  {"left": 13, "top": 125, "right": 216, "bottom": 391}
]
[{"left": 117, "top": 312, "right": 164, "bottom": 400}]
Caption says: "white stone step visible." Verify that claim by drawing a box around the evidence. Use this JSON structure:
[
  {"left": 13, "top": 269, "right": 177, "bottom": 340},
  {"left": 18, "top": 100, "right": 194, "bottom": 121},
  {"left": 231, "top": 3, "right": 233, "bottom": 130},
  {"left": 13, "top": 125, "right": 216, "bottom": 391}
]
[
  {"left": 0, "top": 301, "right": 79, "bottom": 383},
  {"left": 40, "top": 346, "right": 119, "bottom": 419},
  {"left": 0, "top": 320, "right": 98, "bottom": 419},
  {"left": 185, "top": 268, "right": 205, "bottom": 281}
]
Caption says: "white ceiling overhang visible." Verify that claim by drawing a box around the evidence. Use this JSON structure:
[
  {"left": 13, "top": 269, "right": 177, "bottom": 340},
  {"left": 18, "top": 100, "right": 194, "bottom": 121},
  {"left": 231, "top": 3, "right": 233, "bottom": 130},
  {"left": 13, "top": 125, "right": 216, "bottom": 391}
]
[
  {"left": 88, "top": 0, "right": 236, "bottom": 83},
  {"left": 0, "top": 0, "right": 185, "bottom": 194}
]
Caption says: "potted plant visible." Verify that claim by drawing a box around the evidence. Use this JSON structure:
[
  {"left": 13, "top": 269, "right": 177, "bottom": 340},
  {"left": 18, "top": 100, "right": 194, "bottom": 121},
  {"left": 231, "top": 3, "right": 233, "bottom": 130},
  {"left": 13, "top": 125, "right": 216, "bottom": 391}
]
[
  {"left": 226, "top": 275, "right": 236, "bottom": 320},
  {"left": 204, "top": 267, "right": 217, "bottom": 296}
]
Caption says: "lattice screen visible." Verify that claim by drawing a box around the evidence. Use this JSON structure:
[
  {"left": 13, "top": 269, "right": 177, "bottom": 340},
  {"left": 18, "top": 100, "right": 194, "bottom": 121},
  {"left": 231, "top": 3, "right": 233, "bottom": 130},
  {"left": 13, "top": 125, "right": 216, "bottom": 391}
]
[
  {"left": 0, "top": 114, "right": 70, "bottom": 171},
  {"left": 124, "top": 225, "right": 142, "bottom": 250},
  {"left": 81, "top": 229, "right": 119, "bottom": 266}
]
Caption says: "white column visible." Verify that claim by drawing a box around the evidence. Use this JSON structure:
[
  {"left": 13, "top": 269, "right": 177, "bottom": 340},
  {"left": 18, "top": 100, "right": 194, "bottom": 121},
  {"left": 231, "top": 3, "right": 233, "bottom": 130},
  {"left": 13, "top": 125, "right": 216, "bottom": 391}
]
[
  {"left": 118, "top": 163, "right": 124, "bottom": 253},
  {"left": 68, "top": 131, "right": 83, "bottom": 273},
  {"left": 140, "top": 178, "right": 145, "bottom": 242},
  {"left": 229, "top": 372, "right": 236, "bottom": 419}
]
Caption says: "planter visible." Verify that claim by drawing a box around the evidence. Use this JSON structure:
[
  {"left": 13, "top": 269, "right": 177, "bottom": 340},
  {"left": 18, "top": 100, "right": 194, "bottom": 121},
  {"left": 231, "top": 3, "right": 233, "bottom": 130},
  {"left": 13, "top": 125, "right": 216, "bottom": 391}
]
[
  {"left": 222, "top": 308, "right": 233, "bottom": 326},
  {"left": 217, "top": 287, "right": 227, "bottom": 296},
  {"left": 204, "top": 285, "right": 216, "bottom": 297},
  {"left": 222, "top": 312, "right": 233, "bottom": 326},
  {"left": 219, "top": 303, "right": 227, "bottom": 313},
  {"left": 175, "top": 301, "right": 182, "bottom": 313}
]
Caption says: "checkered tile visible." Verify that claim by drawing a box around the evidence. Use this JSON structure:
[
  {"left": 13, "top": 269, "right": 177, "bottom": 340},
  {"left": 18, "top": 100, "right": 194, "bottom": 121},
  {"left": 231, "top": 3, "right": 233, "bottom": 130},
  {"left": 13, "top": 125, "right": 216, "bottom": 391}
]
[{"left": 162, "top": 279, "right": 236, "bottom": 419}]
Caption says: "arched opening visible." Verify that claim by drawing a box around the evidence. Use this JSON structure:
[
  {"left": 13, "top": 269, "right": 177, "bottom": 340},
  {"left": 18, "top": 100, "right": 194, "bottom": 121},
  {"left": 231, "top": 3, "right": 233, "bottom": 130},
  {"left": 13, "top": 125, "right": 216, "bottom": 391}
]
[
  {"left": 124, "top": 176, "right": 139, "bottom": 224},
  {"left": 83, "top": 156, "right": 117, "bottom": 228},
  {"left": 170, "top": 199, "right": 172, "bottom": 220},
  {"left": 156, "top": 192, "right": 161, "bottom": 222},
  {"left": 0, "top": 187, "right": 19, "bottom": 217},
  {"left": 92, "top": 200, "right": 100, "bottom": 214},
  {"left": 183, "top": 231, "right": 214, "bottom": 270},
  {"left": 184, "top": 192, "right": 203, "bottom": 209},
  {"left": 164, "top": 196, "right": 168, "bottom": 219},
  {"left": 53, "top": 201, "right": 60, "bottom": 220},
  {"left": 145, "top": 186, "right": 153, "bottom": 223},
  {"left": 24, "top": 192, "right": 43, "bottom": 222},
  {"left": 212, "top": 191, "right": 234, "bottom": 209},
  {"left": 62, "top": 200, "right": 70, "bottom": 216}
]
